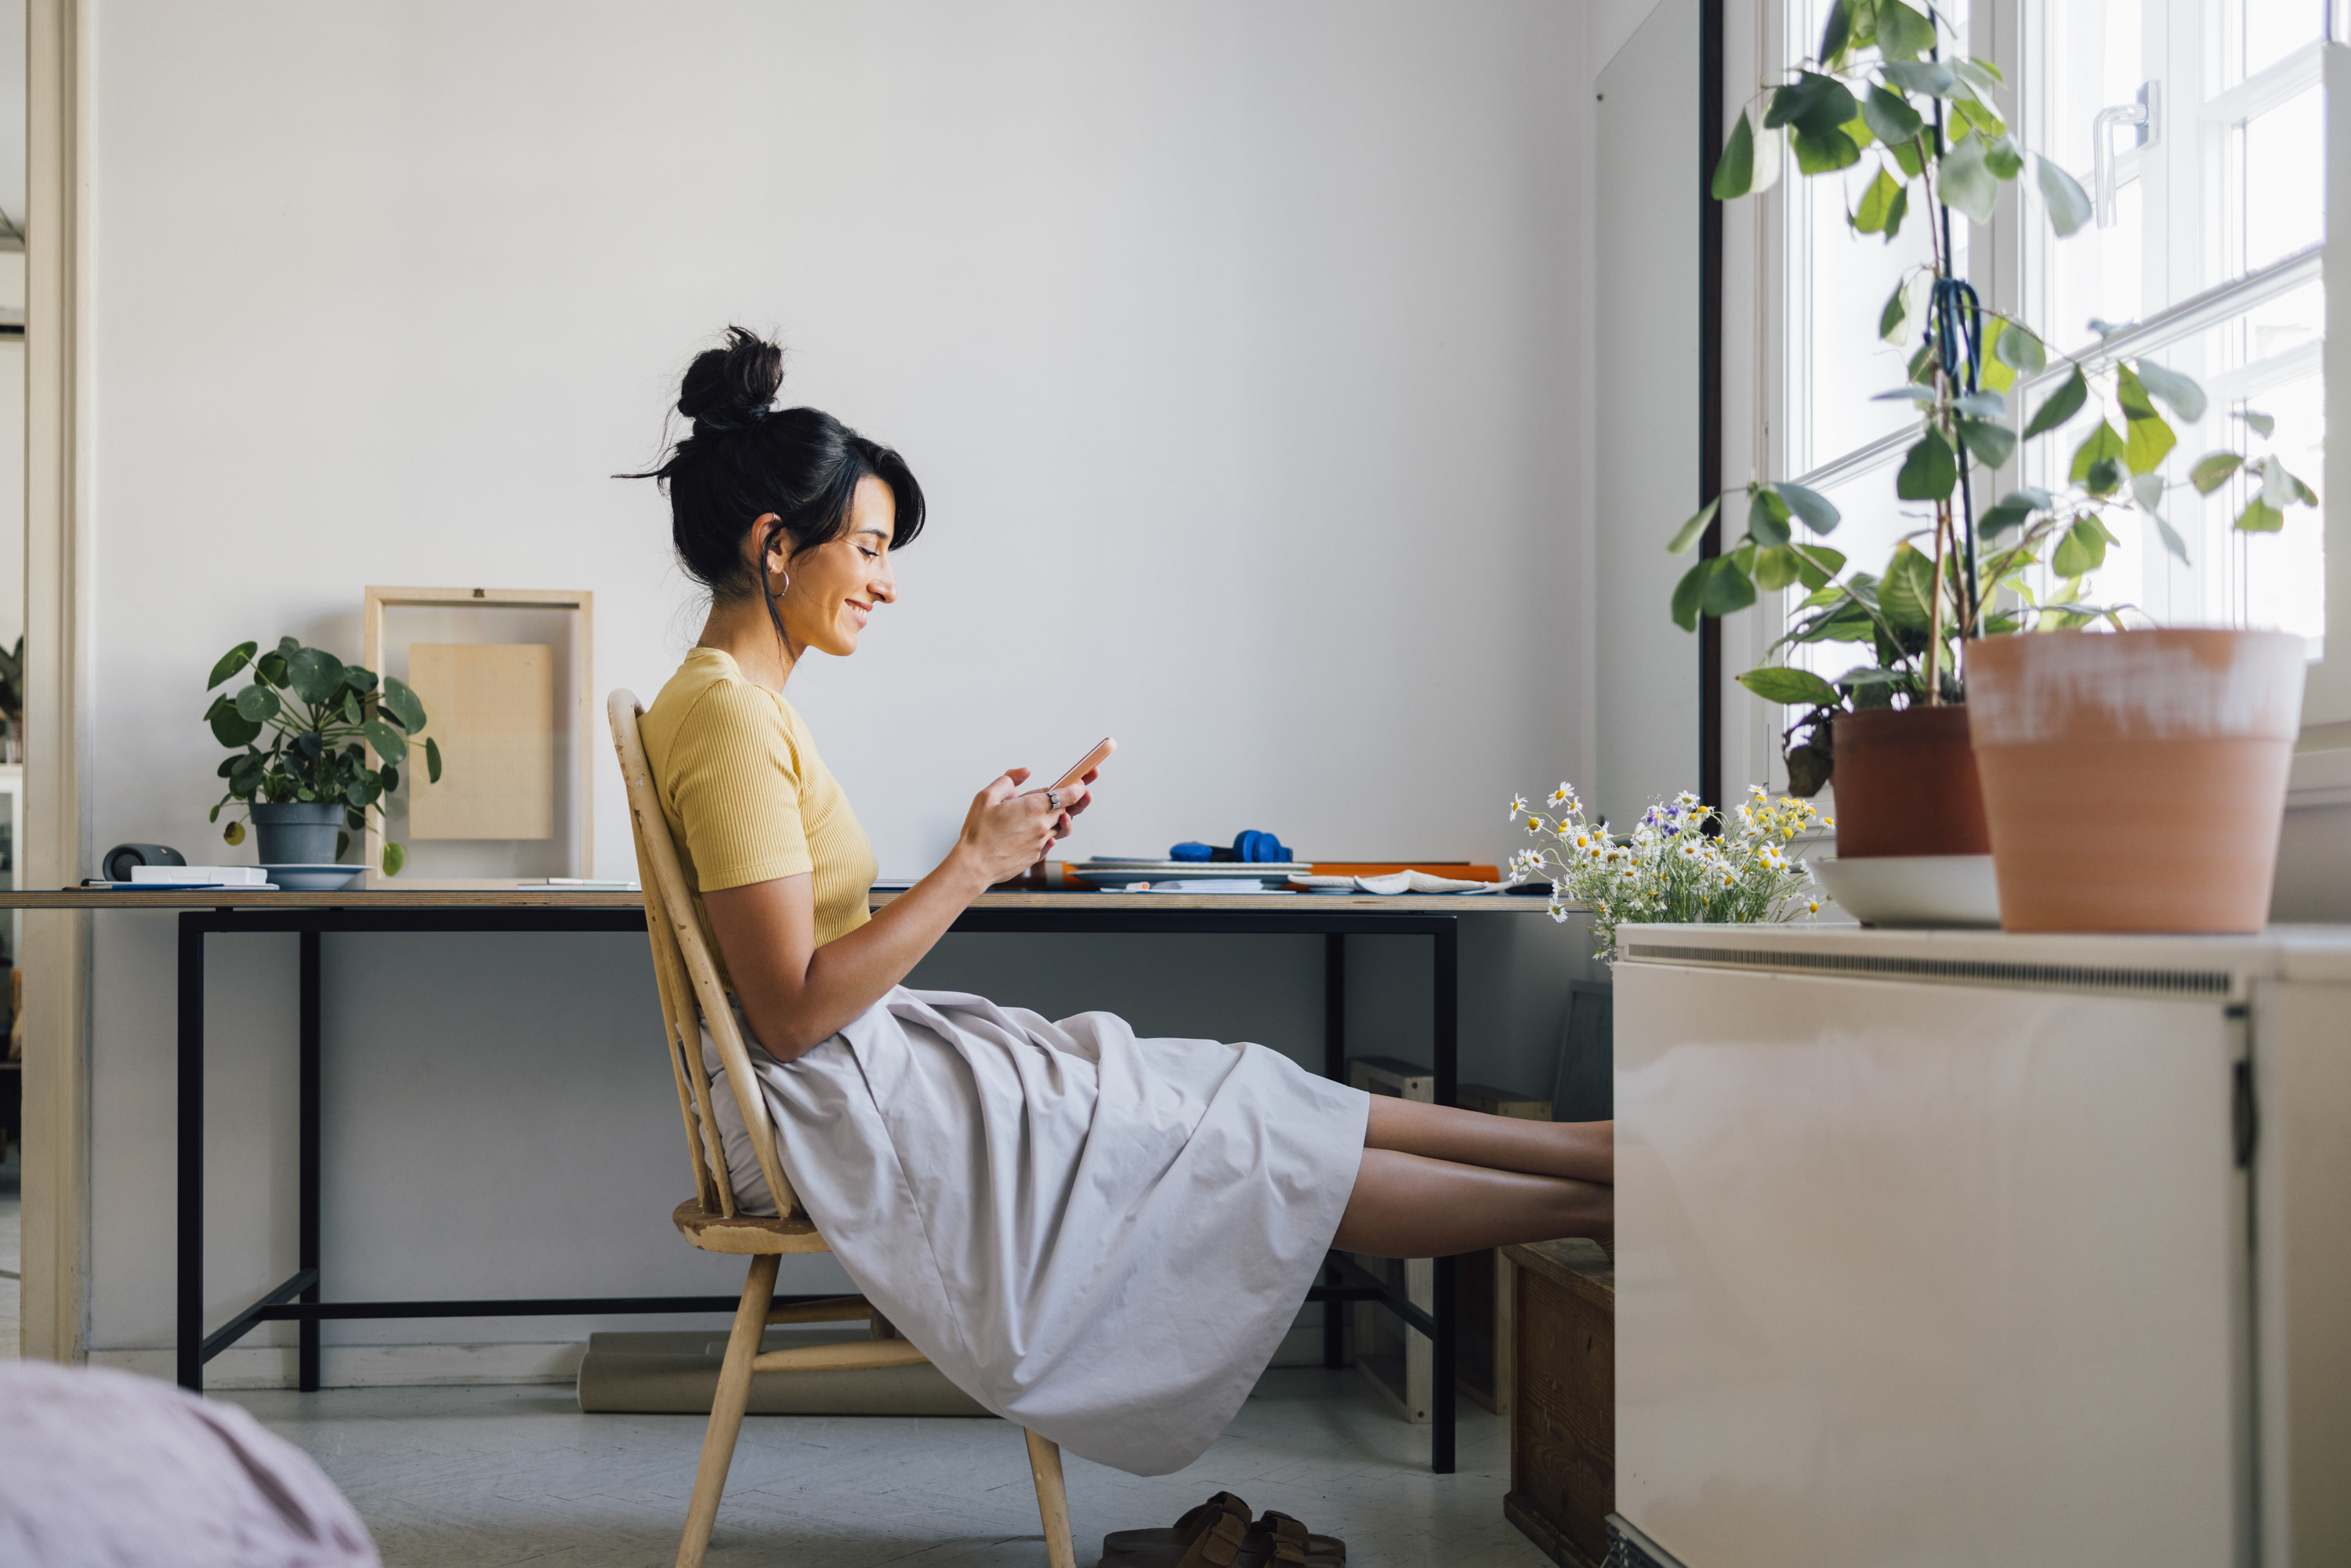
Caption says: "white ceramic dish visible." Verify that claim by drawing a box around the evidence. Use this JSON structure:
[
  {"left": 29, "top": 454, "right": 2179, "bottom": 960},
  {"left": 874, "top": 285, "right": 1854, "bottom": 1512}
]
[
  {"left": 1069, "top": 860, "right": 1308, "bottom": 883},
  {"left": 1811, "top": 854, "right": 2001, "bottom": 928},
  {"left": 260, "top": 864, "right": 361, "bottom": 892}
]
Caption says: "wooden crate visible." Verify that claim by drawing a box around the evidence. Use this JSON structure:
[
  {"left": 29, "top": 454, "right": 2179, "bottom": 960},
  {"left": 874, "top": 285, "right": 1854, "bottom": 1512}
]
[{"left": 1502, "top": 1237, "right": 1614, "bottom": 1568}]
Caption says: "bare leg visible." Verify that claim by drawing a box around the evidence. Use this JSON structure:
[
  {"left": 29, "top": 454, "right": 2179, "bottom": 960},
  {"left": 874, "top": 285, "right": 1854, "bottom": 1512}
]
[
  {"left": 1366, "top": 1095, "right": 1614, "bottom": 1186},
  {"left": 1332, "top": 1147, "right": 1611, "bottom": 1258}
]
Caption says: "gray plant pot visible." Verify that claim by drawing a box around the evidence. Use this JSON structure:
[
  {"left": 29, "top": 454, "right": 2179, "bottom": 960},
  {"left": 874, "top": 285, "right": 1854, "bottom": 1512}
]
[{"left": 248, "top": 801, "right": 346, "bottom": 866}]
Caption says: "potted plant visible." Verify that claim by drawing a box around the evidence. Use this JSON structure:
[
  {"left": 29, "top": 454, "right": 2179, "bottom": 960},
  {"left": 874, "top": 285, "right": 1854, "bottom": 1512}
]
[
  {"left": 1676, "top": 1, "right": 2315, "bottom": 930},
  {"left": 1508, "top": 784, "right": 1830, "bottom": 961},
  {"left": 203, "top": 637, "right": 444, "bottom": 875}
]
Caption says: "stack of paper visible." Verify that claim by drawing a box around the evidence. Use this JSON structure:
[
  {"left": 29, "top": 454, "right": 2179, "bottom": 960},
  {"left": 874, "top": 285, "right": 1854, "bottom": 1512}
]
[{"left": 129, "top": 865, "right": 273, "bottom": 887}]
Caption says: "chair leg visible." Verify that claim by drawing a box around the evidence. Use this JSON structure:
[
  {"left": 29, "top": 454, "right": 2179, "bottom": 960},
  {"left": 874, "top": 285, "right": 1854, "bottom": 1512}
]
[
  {"left": 676, "top": 1253, "right": 780, "bottom": 1568},
  {"left": 1023, "top": 1427, "right": 1075, "bottom": 1568}
]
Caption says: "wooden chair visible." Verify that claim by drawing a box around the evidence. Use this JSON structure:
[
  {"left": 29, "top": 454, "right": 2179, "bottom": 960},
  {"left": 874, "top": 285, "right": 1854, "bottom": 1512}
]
[{"left": 607, "top": 690, "right": 1076, "bottom": 1568}]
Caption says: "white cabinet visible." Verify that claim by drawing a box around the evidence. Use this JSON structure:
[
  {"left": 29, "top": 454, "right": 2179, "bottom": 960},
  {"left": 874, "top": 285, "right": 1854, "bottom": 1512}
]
[{"left": 1611, "top": 925, "right": 2351, "bottom": 1568}]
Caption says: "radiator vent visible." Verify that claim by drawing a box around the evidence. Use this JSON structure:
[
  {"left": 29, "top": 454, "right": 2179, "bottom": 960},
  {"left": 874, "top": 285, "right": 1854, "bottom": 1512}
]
[
  {"left": 1606, "top": 1515, "right": 1687, "bottom": 1568},
  {"left": 1619, "top": 942, "right": 2241, "bottom": 1001}
]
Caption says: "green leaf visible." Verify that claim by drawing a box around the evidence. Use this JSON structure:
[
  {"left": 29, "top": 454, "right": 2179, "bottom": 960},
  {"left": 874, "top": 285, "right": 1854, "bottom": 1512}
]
[
  {"left": 1978, "top": 488, "right": 2045, "bottom": 538},
  {"left": 1702, "top": 556, "right": 1759, "bottom": 616},
  {"left": 283, "top": 646, "right": 338, "bottom": 704},
  {"left": 425, "top": 736, "right": 444, "bottom": 784},
  {"left": 2070, "top": 418, "right": 2125, "bottom": 488},
  {"left": 2114, "top": 364, "right": 2157, "bottom": 422},
  {"left": 342, "top": 665, "right": 379, "bottom": 693},
  {"left": 1954, "top": 389, "right": 2009, "bottom": 419},
  {"left": 1791, "top": 124, "right": 1861, "bottom": 174},
  {"left": 2237, "top": 495, "right": 2284, "bottom": 533},
  {"left": 1880, "top": 60, "right": 1955, "bottom": 96},
  {"left": 1939, "top": 131, "right": 1998, "bottom": 224},
  {"left": 1958, "top": 417, "right": 2016, "bottom": 469},
  {"left": 1889, "top": 132, "right": 1925, "bottom": 179},
  {"left": 1853, "top": 165, "right": 1907, "bottom": 237},
  {"left": 2036, "top": 154, "right": 2093, "bottom": 237},
  {"left": 208, "top": 642, "right": 259, "bottom": 690},
  {"left": 1766, "top": 72, "right": 1860, "bottom": 136},
  {"left": 2151, "top": 512, "right": 2192, "bottom": 565},
  {"left": 1748, "top": 486, "right": 1794, "bottom": 548},
  {"left": 2190, "top": 451, "right": 2244, "bottom": 494},
  {"left": 2238, "top": 409, "right": 2276, "bottom": 439},
  {"left": 1895, "top": 429, "right": 1958, "bottom": 501},
  {"left": 1875, "top": 384, "right": 1936, "bottom": 404},
  {"left": 1879, "top": 277, "right": 1911, "bottom": 342},
  {"left": 1862, "top": 84, "right": 1923, "bottom": 145},
  {"left": 255, "top": 651, "right": 288, "bottom": 686},
  {"left": 1983, "top": 133, "right": 2024, "bottom": 180},
  {"left": 2023, "top": 365, "right": 2088, "bottom": 436},
  {"left": 1818, "top": 0, "right": 1853, "bottom": 62},
  {"left": 1963, "top": 55, "right": 2005, "bottom": 85},
  {"left": 1875, "top": 2, "right": 1936, "bottom": 62},
  {"left": 1712, "top": 109, "right": 1755, "bottom": 199},
  {"left": 2052, "top": 517, "right": 2110, "bottom": 576},
  {"left": 360, "top": 717, "right": 409, "bottom": 765},
  {"left": 2261, "top": 454, "right": 2293, "bottom": 509},
  {"left": 2132, "top": 360, "right": 2206, "bottom": 423},
  {"left": 1840, "top": 110, "right": 1875, "bottom": 152},
  {"left": 205, "top": 694, "right": 263, "bottom": 749},
  {"left": 1879, "top": 543, "right": 1939, "bottom": 631},
  {"left": 1754, "top": 545, "right": 1804, "bottom": 592},
  {"left": 234, "top": 683, "right": 281, "bottom": 723},
  {"left": 1738, "top": 666, "right": 1844, "bottom": 707},
  {"left": 1668, "top": 495, "right": 1721, "bottom": 554},
  {"left": 382, "top": 840, "right": 407, "bottom": 878},
  {"left": 345, "top": 776, "right": 379, "bottom": 808},
  {"left": 223, "top": 820, "right": 245, "bottom": 846},
  {"left": 2130, "top": 472, "right": 2165, "bottom": 512},
  {"left": 1949, "top": 92, "right": 2005, "bottom": 139},
  {"left": 1777, "top": 481, "right": 1840, "bottom": 535},
  {"left": 379, "top": 675, "right": 426, "bottom": 732},
  {"left": 276, "top": 635, "right": 302, "bottom": 661},
  {"left": 2124, "top": 409, "right": 2177, "bottom": 476},
  {"left": 1992, "top": 319, "right": 2046, "bottom": 375},
  {"left": 1792, "top": 545, "right": 1848, "bottom": 589}
]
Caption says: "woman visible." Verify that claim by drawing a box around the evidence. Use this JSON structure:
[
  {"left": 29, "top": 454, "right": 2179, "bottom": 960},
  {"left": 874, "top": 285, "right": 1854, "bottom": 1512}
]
[{"left": 631, "top": 328, "right": 1611, "bottom": 1478}]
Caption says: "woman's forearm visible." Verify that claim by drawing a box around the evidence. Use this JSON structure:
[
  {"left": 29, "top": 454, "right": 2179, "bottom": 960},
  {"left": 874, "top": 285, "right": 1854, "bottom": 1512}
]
[{"left": 715, "top": 849, "right": 994, "bottom": 1060}]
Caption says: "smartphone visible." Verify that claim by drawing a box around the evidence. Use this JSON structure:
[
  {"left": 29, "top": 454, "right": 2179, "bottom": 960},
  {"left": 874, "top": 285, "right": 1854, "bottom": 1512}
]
[{"left": 1046, "top": 737, "right": 1116, "bottom": 796}]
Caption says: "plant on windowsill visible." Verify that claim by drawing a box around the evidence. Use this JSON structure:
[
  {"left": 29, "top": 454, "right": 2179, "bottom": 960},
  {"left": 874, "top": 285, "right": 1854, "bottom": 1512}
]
[
  {"left": 1505, "top": 784, "right": 1830, "bottom": 962},
  {"left": 203, "top": 637, "right": 444, "bottom": 875},
  {"left": 1675, "top": 0, "right": 2315, "bottom": 932}
]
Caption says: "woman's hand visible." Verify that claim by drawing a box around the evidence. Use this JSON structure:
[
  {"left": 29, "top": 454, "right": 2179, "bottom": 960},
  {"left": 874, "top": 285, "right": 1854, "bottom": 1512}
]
[{"left": 952, "top": 768, "right": 1070, "bottom": 886}]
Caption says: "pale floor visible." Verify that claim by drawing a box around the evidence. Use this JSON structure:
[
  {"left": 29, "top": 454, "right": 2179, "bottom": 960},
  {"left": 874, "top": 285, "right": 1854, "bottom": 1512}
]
[{"left": 228, "top": 1368, "right": 1550, "bottom": 1568}]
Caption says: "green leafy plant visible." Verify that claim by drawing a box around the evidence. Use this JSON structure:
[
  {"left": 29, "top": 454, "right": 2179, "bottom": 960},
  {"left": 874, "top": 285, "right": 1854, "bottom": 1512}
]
[
  {"left": 1676, "top": 0, "right": 2317, "bottom": 792},
  {"left": 203, "top": 636, "right": 444, "bottom": 875},
  {"left": 0, "top": 635, "right": 23, "bottom": 730}
]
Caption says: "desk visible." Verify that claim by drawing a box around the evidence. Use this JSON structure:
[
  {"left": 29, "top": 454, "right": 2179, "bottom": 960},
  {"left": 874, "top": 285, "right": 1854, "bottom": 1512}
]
[{"left": 7, "top": 885, "right": 1559, "bottom": 1474}]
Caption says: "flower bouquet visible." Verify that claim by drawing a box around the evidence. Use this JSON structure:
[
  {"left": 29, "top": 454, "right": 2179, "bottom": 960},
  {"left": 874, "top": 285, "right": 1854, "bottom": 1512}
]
[{"left": 1509, "top": 785, "right": 1832, "bottom": 962}]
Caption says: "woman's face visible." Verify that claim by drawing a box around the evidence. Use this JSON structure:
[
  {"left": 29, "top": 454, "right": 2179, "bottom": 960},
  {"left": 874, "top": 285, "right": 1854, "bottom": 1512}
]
[{"left": 759, "top": 476, "right": 898, "bottom": 657}]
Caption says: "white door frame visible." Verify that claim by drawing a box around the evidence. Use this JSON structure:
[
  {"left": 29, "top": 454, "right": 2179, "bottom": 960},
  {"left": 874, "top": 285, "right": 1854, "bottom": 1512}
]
[{"left": 20, "top": 0, "right": 94, "bottom": 1363}]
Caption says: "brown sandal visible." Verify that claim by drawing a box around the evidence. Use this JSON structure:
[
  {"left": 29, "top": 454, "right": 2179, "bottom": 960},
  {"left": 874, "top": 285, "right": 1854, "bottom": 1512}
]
[
  {"left": 1248, "top": 1511, "right": 1345, "bottom": 1566},
  {"left": 1100, "top": 1491, "right": 1256, "bottom": 1568}
]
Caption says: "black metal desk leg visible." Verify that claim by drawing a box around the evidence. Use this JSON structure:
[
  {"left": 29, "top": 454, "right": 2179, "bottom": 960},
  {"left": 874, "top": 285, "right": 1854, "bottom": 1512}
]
[
  {"left": 1323, "top": 932, "right": 1346, "bottom": 1371},
  {"left": 1432, "top": 918, "right": 1459, "bottom": 1474},
  {"left": 298, "top": 929, "right": 322, "bottom": 1392},
  {"left": 176, "top": 916, "right": 205, "bottom": 1392}
]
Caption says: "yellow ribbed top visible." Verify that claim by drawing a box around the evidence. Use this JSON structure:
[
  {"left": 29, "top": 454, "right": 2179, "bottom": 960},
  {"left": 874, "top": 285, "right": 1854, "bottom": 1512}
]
[{"left": 639, "top": 648, "right": 877, "bottom": 989}]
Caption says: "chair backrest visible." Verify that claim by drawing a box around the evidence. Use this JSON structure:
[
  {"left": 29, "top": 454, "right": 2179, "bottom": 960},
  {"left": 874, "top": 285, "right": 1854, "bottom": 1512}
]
[{"left": 607, "top": 688, "right": 800, "bottom": 1219}]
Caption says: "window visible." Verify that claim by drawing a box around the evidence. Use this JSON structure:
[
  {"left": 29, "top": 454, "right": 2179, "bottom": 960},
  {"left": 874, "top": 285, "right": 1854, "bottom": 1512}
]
[{"left": 1770, "top": 0, "right": 2339, "bottom": 726}]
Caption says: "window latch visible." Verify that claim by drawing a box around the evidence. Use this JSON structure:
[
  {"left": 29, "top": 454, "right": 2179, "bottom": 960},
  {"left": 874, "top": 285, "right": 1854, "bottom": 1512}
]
[{"left": 2093, "top": 81, "right": 2161, "bottom": 228}]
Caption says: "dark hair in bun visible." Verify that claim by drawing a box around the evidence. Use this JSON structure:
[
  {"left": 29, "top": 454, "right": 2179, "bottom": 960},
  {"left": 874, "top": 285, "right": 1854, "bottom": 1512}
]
[{"left": 624, "top": 327, "right": 926, "bottom": 635}]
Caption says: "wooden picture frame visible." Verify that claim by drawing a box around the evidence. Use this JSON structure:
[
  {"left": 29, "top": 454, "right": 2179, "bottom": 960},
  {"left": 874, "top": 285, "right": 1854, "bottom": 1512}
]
[{"left": 361, "top": 586, "right": 595, "bottom": 881}]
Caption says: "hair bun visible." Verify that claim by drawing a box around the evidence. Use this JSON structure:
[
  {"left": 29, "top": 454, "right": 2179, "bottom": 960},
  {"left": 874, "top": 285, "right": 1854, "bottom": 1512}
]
[{"left": 676, "top": 325, "right": 784, "bottom": 431}]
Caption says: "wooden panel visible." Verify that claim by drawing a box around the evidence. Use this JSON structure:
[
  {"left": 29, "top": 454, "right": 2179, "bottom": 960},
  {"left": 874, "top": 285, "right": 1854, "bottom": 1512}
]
[
  {"left": 407, "top": 643, "right": 556, "bottom": 840},
  {"left": 1505, "top": 1239, "right": 1614, "bottom": 1568}
]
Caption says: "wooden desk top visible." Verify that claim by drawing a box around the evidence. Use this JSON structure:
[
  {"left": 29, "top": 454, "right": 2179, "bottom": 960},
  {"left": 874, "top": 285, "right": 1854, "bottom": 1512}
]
[{"left": 0, "top": 886, "right": 1571, "bottom": 914}]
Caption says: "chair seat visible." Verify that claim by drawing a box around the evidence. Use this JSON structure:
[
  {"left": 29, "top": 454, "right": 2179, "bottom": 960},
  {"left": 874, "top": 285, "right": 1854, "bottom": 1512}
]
[{"left": 672, "top": 1197, "right": 835, "bottom": 1255}]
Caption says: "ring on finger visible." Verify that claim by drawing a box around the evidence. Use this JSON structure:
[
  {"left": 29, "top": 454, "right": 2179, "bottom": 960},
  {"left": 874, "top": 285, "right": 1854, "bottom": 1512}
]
[{"left": 1045, "top": 788, "right": 1060, "bottom": 810}]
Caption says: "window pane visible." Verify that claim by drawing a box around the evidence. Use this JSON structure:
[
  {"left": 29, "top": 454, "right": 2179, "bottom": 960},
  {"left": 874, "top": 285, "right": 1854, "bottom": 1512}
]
[
  {"left": 2238, "top": 0, "right": 2325, "bottom": 82},
  {"left": 2240, "top": 85, "right": 2324, "bottom": 274}
]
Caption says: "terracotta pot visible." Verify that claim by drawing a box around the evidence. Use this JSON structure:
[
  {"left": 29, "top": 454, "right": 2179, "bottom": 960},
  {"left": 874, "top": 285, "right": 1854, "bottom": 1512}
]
[
  {"left": 1967, "top": 628, "right": 2306, "bottom": 933},
  {"left": 1828, "top": 704, "right": 1991, "bottom": 857}
]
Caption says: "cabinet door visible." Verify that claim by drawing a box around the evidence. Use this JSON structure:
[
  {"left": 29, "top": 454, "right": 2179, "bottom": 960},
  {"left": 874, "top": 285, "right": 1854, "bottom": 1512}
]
[{"left": 1615, "top": 963, "right": 2248, "bottom": 1568}]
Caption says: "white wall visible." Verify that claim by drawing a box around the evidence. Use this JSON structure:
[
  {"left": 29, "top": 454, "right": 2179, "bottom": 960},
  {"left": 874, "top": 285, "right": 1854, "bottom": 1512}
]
[{"left": 77, "top": 2, "right": 1600, "bottom": 1365}]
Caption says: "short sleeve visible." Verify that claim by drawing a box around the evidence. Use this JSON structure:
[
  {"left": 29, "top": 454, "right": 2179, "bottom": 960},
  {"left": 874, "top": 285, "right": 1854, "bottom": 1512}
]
[{"left": 664, "top": 682, "right": 813, "bottom": 891}]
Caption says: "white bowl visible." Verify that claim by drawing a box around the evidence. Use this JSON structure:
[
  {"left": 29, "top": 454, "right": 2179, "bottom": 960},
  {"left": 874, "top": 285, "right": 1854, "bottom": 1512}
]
[{"left": 1811, "top": 854, "right": 2001, "bottom": 928}]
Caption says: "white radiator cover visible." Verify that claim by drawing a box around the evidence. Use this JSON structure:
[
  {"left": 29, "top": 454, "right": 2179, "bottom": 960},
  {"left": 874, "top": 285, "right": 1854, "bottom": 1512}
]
[{"left": 1613, "top": 924, "right": 2351, "bottom": 1568}]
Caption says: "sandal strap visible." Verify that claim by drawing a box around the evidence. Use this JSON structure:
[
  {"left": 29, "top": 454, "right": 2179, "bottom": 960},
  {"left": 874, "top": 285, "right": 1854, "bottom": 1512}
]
[
  {"left": 1252, "top": 1512, "right": 1312, "bottom": 1565},
  {"left": 1170, "top": 1492, "right": 1252, "bottom": 1541},
  {"left": 1172, "top": 1510, "right": 1252, "bottom": 1568}
]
